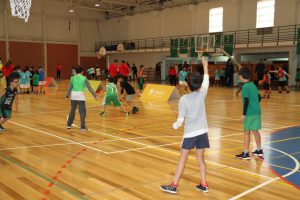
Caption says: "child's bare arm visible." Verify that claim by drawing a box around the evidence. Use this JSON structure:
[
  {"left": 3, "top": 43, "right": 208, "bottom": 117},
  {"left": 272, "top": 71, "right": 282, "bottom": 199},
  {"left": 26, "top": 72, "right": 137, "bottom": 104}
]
[{"left": 202, "top": 57, "right": 208, "bottom": 75}]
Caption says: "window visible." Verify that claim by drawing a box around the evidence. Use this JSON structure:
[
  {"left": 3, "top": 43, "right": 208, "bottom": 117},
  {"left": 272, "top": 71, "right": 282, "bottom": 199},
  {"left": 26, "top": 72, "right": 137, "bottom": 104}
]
[
  {"left": 256, "top": 0, "right": 275, "bottom": 28},
  {"left": 209, "top": 7, "right": 223, "bottom": 33}
]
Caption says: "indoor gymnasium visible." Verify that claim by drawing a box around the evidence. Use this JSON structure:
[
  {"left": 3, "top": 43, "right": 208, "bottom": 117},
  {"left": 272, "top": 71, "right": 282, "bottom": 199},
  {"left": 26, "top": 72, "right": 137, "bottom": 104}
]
[{"left": 0, "top": 0, "right": 300, "bottom": 199}]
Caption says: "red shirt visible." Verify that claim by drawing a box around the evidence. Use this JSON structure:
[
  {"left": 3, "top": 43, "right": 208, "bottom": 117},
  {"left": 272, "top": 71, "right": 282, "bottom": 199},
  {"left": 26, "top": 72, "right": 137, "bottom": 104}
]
[
  {"left": 119, "top": 63, "right": 130, "bottom": 77},
  {"left": 2, "top": 64, "right": 14, "bottom": 77},
  {"left": 263, "top": 74, "right": 270, "bottom": 83},
  {"left": 168, "top": 68, "right": 176, "bottom": 76},
  {"left": 278, "top": 68, "right": 284, "bottom": 78},
  {"left": 56, "top": 64, "right": 62, "bottom": 71},
  {"left": 108, "top": 63, "right": 118, "bottom": 77}
]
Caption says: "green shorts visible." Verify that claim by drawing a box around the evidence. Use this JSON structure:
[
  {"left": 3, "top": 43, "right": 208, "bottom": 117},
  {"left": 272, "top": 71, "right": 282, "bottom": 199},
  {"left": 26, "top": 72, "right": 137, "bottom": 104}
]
[
  {"left": 103, "top": 95, "right": 121, "bottom": 107},
  {"left": 0, "top": 108, "right": 12, "bottom": 119},
  {"left": 244, "top": 115, "right": 261, "bottom": 131},
  {"left": 137, "top": 78, "right": 144, "bottom": 90}
]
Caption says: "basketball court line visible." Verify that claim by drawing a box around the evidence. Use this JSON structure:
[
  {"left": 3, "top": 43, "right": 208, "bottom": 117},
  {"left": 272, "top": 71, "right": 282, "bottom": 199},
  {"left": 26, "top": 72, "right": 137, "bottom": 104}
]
[
  {"left": 0, "top": 133, "right": 248, "bottom": 152},
  {"left": 269, "top": 163, "right": 300, "bottom": 173},
  {"left": 80, "top": 126, "right": 274, "bottom": 180},
  {"left": 0, "top": 153, "right": 86, "bottom": 200},
  {"left": 13, "top": 105, "right": 99, "bottom": 116},
  {"left": 228, "top": 145, "right": 300, "bottom": 200},
  {"left": 7, "top": 114, "right": 295, "bottom": 193},
  {"left": 146, "top": 106, "right": 292, "bottom": 127},
  {"left": 8, "top": 121, "right": 110, "bottom": 154}
]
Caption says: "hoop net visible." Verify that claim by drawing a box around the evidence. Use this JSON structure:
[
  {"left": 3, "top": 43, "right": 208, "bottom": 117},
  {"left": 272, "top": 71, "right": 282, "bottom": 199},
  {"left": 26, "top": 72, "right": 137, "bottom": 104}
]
[{"left": 10, "top": 0, "right": 32, "bottom": 22}]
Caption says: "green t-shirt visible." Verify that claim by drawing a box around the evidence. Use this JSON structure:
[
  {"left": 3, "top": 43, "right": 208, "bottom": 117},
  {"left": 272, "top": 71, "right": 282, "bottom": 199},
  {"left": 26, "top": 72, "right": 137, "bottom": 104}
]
[
  {"left": 296, "top": 71, "right": 300, "bottom": 80},
  {"left": 71, "top": 74, "right": 87, "bottom": 92},
  {"left": 242, "top": 82, "right": 261, "bottom": 116},
  {"left": 106, "top": 83, "right": 118, "bottom": 96},
  {"left": 33, "top": 74, "right": 39, "bottom": 85},
  {"left": 179, "top": 71, "right": 187, "bottom": 82}
]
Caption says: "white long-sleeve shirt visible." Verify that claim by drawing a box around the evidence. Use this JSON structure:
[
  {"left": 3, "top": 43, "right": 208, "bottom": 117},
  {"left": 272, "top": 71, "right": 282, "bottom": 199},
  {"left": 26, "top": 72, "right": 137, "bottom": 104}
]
[{"left": 175, "top": 74, "right": 209, "bottom": 138}]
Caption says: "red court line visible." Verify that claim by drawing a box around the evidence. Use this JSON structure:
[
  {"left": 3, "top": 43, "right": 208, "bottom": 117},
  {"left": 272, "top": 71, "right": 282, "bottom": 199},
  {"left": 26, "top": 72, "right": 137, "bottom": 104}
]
[
  {"left": 267, "top": 126, "right": 300, "bottom": 191},
  {"left": 269, "top": 167, "right": 300, "bottom": 190},
  {"left": 41, "top": 138, "right": 104, "bottom": 199}
]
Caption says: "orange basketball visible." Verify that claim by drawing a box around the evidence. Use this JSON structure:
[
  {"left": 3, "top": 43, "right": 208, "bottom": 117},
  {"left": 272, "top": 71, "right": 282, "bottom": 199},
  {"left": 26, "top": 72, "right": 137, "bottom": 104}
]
[{"left": 258, "top": 80, "right": 263, "bottom": 85}]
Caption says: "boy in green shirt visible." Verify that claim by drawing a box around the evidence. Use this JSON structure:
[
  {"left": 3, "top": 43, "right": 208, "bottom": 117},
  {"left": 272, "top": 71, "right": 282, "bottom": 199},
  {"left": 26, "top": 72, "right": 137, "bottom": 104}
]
[
  {"left": 66, "top": 66, "right": 98, "bottom": 132},
  {"left": 236, "top": 67, "right": 263, "bottom": 160},
  {"left": 100, "top": 77, "right": 128, "bottom": 117},
  {"left": 296, "top": 68, "right": 300, "bottom": 90},
  {"left": 32, "top": 70, "right": 39, "bottom": 94}
]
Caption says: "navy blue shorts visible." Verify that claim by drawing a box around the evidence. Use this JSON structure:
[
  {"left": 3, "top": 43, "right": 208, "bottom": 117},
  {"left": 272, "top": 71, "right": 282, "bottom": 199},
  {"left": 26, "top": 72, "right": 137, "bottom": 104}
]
[{"left": 181, "top": 133, "right": 210, "bottom": 150}]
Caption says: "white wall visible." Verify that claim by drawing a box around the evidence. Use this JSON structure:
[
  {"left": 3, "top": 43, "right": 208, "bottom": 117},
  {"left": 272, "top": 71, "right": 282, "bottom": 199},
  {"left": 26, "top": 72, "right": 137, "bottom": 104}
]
[{"left": 99, "top": 0, "right": 300, "bottom": 42}]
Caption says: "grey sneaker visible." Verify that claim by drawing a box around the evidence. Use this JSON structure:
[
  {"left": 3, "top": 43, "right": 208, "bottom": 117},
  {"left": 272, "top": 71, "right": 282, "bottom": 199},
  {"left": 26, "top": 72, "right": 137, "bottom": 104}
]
[{"left": 80, "top": 128, "right": 88, "bottom": 133}]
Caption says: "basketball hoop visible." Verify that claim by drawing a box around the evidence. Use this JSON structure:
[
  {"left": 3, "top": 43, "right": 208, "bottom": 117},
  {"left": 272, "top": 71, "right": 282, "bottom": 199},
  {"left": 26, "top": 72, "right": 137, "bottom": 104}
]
[
  {"left": 195, "top": 35, "right": 216, "bottom": 60},
  {"left": 97, "top": 47, "right": 106, "bottom": 59},
  {"left": 10, "top": 0, "right": 32, "bottom": 22},
  {"left": 117, "top": 43, "right": 124, "bottom": 53}
]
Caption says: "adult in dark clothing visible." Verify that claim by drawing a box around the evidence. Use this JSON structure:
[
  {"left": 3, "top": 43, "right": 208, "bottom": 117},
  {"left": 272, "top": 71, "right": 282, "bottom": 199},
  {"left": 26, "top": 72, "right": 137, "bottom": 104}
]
[
  {"left": 155, "top": 62, "right": 161, "bottom": 82},
  {"left": 225, "top": 59, "right": 234, "bottom": 87},
  {"left": 255, "top": 59, "right": 265, "bottom": 82},
  {"left": 131, "top": 64, "right": 137, "bottom": 81}
]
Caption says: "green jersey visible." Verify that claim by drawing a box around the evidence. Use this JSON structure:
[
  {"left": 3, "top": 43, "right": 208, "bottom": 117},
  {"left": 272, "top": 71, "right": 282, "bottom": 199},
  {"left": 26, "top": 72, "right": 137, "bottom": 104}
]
[
  {"left": 242, "top": 82, "right": 261, "bottom": 116},
  {"left": 33, "top": 74, "right": 39, "bottom": 85},
  {"left": 71, "top": 74, "right": 87, "bottom": 92},
  {"left": 106, "top": 83, "right": 118, "bottom": 96},
  {"left": 296, "top": 71, "right": 300, "bottom": 80}
]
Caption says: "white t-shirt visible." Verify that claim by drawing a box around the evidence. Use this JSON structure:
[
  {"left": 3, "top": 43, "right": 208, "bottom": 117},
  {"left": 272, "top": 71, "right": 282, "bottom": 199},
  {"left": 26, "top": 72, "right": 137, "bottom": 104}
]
[
  {"left": 177, "top": 74, "right": 209, "bottom": 138},
  {"left": 96, "top": 68, "right": 100, "bottom": 76}
]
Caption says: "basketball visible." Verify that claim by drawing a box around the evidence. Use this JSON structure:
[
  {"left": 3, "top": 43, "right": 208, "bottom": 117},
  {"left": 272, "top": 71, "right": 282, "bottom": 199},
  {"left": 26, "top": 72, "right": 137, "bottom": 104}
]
[{"left": 258, "top": 80, "right": 263, "bottom": 85}]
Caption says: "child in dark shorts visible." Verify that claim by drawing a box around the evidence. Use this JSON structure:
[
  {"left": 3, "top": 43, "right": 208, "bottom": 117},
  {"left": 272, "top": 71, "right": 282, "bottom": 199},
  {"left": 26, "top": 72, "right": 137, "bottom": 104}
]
[{"left": 160, "top": 57, "right": 210, "bottom": 194}]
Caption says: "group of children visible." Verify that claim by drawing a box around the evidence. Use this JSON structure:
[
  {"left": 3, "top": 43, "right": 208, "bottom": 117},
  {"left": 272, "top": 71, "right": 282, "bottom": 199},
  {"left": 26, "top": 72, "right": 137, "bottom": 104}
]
[
  {"left": 160, "top": 57, "right": 264, "bottom": 195},
  {"left": 0, "top": 57, "right": 291, "bottom": 196},
  {"left": 65, "top": 66, "right": 140, "bottom": 132},
  {"left": 9, "top": 65, "right": 45, "bottom": 95}
]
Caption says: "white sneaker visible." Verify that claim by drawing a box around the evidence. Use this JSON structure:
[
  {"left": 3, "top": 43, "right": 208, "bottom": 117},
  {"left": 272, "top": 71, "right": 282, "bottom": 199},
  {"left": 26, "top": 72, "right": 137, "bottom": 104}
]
[{"left": 66, "top": 126, "right": 71, "bottom": 129}]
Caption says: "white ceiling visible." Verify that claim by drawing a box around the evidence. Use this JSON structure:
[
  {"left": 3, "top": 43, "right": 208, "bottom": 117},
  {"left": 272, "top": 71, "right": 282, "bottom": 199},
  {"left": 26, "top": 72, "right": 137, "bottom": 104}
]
[{"left": 61, "top": 0, "right": 210, "bottom": 19}]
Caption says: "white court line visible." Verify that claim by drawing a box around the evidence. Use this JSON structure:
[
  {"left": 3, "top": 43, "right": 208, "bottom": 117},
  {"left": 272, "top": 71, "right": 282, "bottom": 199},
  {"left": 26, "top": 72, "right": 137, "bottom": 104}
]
[
  {"left": 0, "top": 133, "right": 246, "bottom": 152},
  {"left": 107, "top": 126, "right": 291, "bottom": 154},
  {"left": 80, "top": 125, "right": 273, "bottom": 180},
  {"left": 228, "top": 145, "right": 300, "bottom": 200},
  {"left": 146, "top": 106, "right": 291, "bottom": 127},
  {"left": 109, "top": 142, "right": 180, "bottom": 154},
  {"left": 8, "top": 121, "right": 109, "bottom": 154},
  {"left": 0, "top": 140, "right": 103, "bottom": 151},
  {"left": 13, "top": 105, "right": 99, "bottom": 116}
]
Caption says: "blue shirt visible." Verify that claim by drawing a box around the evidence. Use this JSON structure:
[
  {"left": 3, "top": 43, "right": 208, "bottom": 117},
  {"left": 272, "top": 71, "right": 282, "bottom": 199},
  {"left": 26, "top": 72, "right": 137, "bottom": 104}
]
[
  {"left": 20, "top": 71, "right": 30, "bottom": 85},
  {"left": 179, "top": 71, "right": 187, "bottom": 82},
  {"left": 39, "top": 69, "right": 45, "bottom": 81}
]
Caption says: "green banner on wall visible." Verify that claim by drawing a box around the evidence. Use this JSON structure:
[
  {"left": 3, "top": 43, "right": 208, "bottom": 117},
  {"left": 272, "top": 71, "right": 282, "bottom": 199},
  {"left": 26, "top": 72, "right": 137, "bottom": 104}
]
[
  {"left": 224, "top": 34, "right": 234, "bottom": 56},
  {"left": 297, "top": 28, "right": 300, "bottom": 55},
  {"left": 170, "top": 39, "right": 178, "bottom": 57},
  {"left": 179, "top": 38, "right": 188, "bottom": 55},
  {"left": 190, "top": 37, "right": 198, "bottom": 57}
]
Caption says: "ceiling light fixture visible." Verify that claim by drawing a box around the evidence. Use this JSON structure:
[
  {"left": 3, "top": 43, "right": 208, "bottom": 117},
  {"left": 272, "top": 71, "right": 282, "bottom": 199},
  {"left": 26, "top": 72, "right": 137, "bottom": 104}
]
[{"left": 94, "top": 3, "right": 100, "bottom": 7}]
